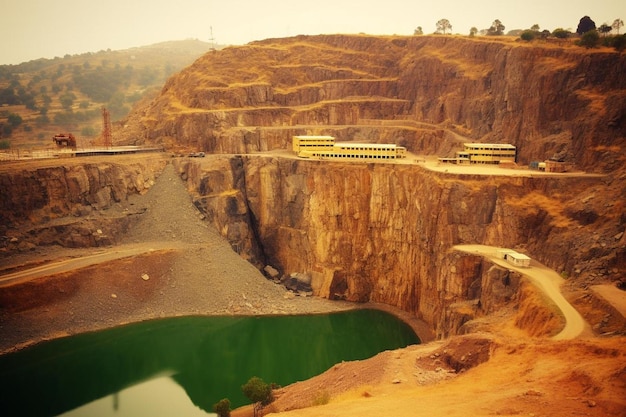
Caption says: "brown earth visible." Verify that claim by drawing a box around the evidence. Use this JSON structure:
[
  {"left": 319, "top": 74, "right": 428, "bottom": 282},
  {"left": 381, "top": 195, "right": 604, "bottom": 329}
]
[
  {"left": 0, "top": 155, "right": 624, "bottom": 417},
  {"left": 0, "top": 161, "right": 359, "bottom": 354}
]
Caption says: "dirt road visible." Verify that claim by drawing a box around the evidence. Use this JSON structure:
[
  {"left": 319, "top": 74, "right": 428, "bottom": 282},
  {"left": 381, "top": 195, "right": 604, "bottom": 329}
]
[
  {"left": 0, "top": 242, "right": 186, "bottom": 287},
  {"left": 453, "top": 244, "right": 592, "bottom": 340}
]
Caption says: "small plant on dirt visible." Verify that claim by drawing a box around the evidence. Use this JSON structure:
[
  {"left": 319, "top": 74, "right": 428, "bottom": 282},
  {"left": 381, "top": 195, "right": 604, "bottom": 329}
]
[
  {"left": 212, "top": 398, "right": 231, "bottom": 417},
  {"left": 242, "top": 376, "right": 274, "bottom": 417},
  {"left": 312, "top": 389, "right": 331, "bottom": 406}
]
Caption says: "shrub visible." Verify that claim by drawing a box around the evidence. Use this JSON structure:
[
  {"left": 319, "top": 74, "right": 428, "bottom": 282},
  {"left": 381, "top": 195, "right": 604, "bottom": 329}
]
[
  {"left": 520, "top": 30, "right": 536, "bottom": 41},
  {"left": 242, "top": 376, "right": 274, "bottom": 417},
  {"left": 212, "top": 398, "right": 231, "bottom": 417},
  {"left": 578, "top": 30, "right": 600, "bottom": 48}
]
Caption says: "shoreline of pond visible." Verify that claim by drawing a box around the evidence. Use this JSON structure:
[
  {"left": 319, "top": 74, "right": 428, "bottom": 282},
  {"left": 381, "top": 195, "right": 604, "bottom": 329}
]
[{"left": 0, "top": 296, "right": 433, "bottom": 356}]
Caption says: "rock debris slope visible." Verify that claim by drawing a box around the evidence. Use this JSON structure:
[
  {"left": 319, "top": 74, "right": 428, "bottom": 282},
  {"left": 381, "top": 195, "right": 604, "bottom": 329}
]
[{"left": 0, "top": 161, "right": 351, "bottom": 354}]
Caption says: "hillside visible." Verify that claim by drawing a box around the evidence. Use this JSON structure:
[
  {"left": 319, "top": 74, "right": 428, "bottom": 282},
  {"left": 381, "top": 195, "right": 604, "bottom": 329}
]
[
  {"left": 0, "top": 39, "right": 214, "bottom": 149},
  {"left": 121, "top": 34, "right": 625, "bottom": 173}
]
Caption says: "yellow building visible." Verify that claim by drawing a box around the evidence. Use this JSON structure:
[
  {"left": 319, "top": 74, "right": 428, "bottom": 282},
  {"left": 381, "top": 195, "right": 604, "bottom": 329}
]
[
  {"left": 293, "top": 136, "right": 406, "bottom": 160},
  {"left": 462, "top": 143, "right": 516, "bottom": 164},
  {"left": 292, "top": 136, "right": 335, "bottom": 154}
]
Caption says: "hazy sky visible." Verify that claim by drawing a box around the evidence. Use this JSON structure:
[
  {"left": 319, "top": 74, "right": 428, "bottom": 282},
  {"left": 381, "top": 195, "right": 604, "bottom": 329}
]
[{"left": 1, "top": 0, "right": 623, "bottom": 65}]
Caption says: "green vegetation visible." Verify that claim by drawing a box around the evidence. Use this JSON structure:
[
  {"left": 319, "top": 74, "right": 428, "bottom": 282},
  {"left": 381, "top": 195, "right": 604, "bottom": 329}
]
[
  {"left": 520, "top": 30, "right": 536, "bottom": 41},
  {"left": 212, "top": 398, "right": 231, "bottom": 417},
  {"left": 0, "top": 139, "right": 10, "bottom": 149},
  {"left": 578, "top": 30, "right": 600, "bottom": 48},
  {"left": 487, "top": 19, "right": 506, "bottom": 35},
  {"left": 241, "top": 376, "right": 274, "bottom": 417},
  {"left": 436, "top": 19, "right": 452, "bottom": 35},
  {"left": 576, "top": 16, "right": 596, "bottom": 35},
  {"left": 0, "top": 40, "right": 211, "bottom": 145}
]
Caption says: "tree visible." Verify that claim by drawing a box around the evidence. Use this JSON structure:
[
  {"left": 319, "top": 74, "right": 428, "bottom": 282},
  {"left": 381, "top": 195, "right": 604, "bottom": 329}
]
[
  {"left": 520, "top": 30, "right": 536, "bottom": 41},
  {"left": 579, "top": 30, "right": 600, "bottom": 48},
  {"left": 414, "top": 26, "right": 423, "bottom": 35},
  {"left": 576, "top": 16, "right": 596, "bottom": 35},
  {"left": 212, "top": 398, "right": 231, "bottom": 417},
  {"left": 7, "top": 113, "right": 22, "bottom": 127},
  {"left": 598, "top": 23, "right": 612, "bottom": 36},
  {"left": 552, "top": 28, "right": 570, "bottom": 39},
  {"left": 59, "top": 92, "right": 76, "bottom": 110},
  {"left": 242, "top": 377, "right": 274, "bottom": 417},
  {"left": 613, "top": 35, "right": 626, "bottom": 52},
  {"left": 612, "top": 18, "right": 624, "bottom": 35},
  {"left": 469, "top": 27, "right": 478, "bottom": 37},
  {"left": 488, "top": 19, "right": 505, "bottom": 35},
  {"left": 436, "top": 19, "right": 452, "bottom": 35},
  {"left": 531, "top": 24, "right": 540, "bottom": 32}
]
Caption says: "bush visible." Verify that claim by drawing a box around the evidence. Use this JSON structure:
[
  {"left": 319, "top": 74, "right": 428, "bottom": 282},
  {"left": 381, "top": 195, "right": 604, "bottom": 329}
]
[
  {"left": 520, "top": 30, "right": 536, "bottom": 41},
  {"left": 578, "top": 30, "right": 600, "bottom": 48},
  {"left": 552, "top": 28, "right": 570, "bottom": 39},
  {"left": 212, "top": 398, "right": 231, "bottom": 417},
  {"left": 0, "top": 139, "right": 10, "bottom": 149},
  {"left": 7, "top": 113, "right": 22, "bottom": 127},
  {"left": 613, "top": 34, "right": 626, "bottom": 52},
  {"left": 242, "top": 376, "right": 274, "bottom": 417}
]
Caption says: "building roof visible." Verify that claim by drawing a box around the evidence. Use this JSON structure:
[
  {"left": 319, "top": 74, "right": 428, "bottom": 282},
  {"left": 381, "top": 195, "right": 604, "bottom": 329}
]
[
  {"left": 335, "top": 142, "right": 398, "bottom": 149},
  {"left": 294, "top": 135, "right": 335, "bottom": 140},
  {"left": 464, "top": 143, "right": 516, "bottom": 149}
]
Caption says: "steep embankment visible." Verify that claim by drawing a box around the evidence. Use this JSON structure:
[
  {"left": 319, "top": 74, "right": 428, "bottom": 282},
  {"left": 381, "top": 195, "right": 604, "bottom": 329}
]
[
  {"left": 176, "top": 155, "right": 624, "bottom": 337},
  {"left": 123, "top": 35, "right": 626, "bottom": 173},
  {"left": 0, "top": 155, "right": 168, "bottom": 254}
]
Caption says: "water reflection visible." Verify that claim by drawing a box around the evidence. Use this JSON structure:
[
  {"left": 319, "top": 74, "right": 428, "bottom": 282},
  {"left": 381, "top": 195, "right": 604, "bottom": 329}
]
[
  {"left": 60, "top": 377, "right": 210, "bottom": 417},
  {"left": 0, "top": 310, "right": 419, "bottom": 416}
]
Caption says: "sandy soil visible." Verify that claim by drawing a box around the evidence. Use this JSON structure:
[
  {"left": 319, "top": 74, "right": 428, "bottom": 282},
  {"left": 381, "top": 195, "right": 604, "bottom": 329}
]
[{"left": 1, "top": 158, "right": 624, "bottom": 417}]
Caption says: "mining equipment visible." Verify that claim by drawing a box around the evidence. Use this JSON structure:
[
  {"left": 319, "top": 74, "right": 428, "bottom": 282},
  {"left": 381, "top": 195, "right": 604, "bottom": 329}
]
[{"left": 52, "top": 133, "right": 76, "bottom": 148}]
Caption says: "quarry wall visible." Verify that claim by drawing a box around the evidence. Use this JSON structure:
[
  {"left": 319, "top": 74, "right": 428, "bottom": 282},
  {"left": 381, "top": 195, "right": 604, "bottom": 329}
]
[
  {"left": 123, "top": 35, "right": 626, "bottom": 173},
  {"left": 175, "top": 155, "right": 622, "bottom": 336},
  {"left": 0, "top": 157, "right": 167, "bottom": 249}
]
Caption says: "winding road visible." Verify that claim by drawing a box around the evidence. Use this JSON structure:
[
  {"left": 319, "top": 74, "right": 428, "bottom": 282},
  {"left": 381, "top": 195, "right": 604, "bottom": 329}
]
[{"left": 454, "top": 244, "right": 591, "bottom": 340}]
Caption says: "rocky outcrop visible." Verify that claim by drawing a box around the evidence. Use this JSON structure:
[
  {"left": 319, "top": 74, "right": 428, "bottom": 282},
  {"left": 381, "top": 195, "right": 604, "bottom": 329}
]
[
  {"left": 0, "top": 156, "right": 167, "bottom": 254},
  {"left": 122, "top": 35, "right": 626, "bottom": 173}
]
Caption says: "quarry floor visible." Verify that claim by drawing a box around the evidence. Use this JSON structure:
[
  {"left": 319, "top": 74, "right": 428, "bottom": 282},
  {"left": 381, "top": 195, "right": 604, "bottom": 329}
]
[{"left": 0, "top": 155, "right": 624, "bottom": 416}]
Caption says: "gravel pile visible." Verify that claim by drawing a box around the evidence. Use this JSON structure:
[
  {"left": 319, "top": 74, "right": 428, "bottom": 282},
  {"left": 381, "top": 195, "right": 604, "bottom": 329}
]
[{"left": 0, "top": 162, "right": 352, "bottom": 354}]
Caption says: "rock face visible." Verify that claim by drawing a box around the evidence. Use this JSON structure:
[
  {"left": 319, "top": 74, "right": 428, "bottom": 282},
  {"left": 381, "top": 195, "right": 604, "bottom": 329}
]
[
  {"left": 123, "top": 35, "right": 625, "bottom": 173},
  {"left": 0, "top": 157, "right": 167, "bottom": 253},
  {"left": 176, "top": 155, "right": 624, "bottom": 336}
]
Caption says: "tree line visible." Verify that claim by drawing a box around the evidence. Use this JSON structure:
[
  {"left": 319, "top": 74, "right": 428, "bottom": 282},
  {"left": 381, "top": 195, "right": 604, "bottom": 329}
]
[{"left": 414, "top": 16, "right": 625, "bottom": 51}]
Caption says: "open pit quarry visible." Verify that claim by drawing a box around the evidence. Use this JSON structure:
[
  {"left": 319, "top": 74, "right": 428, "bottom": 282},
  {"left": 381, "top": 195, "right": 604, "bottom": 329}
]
[{"left": 1, "top": 35, "right": 625, "bottom": 416}]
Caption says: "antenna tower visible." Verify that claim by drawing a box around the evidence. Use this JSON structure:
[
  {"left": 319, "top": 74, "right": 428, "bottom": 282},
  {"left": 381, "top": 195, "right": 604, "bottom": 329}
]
[
  {"left": 209, "top": 26, "right": 216, "bottom": 51},
  {"left": 101, "top": 107, "right": 112, "bottom": 148}
]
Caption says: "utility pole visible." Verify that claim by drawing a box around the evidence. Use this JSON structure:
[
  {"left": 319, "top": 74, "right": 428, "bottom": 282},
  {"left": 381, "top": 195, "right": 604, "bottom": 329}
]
[{"left": 101, "top": 107, "right": 112, "bottom": 149}]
